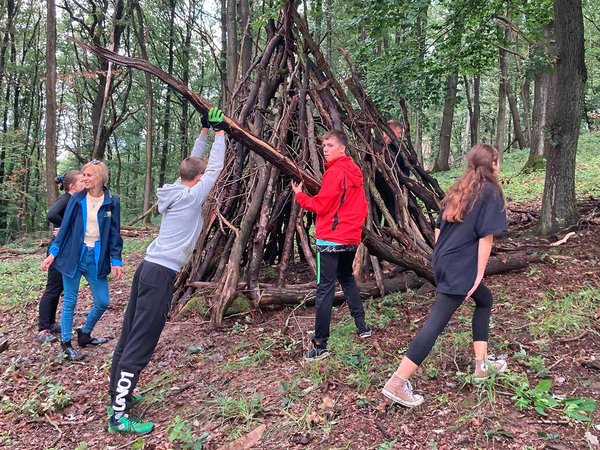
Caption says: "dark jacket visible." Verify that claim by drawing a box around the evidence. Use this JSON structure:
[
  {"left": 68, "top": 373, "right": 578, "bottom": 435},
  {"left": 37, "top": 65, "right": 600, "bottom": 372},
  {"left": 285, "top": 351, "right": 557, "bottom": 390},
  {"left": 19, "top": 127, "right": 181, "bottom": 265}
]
[
  {"left": 47, "top": 193, "right": 71, "bottom": 227},
  {"left": 295, "top": 155, "right": 368, "bottom": 245},
  {"left": 49, "top": 187, "right": 123, "bottom": 279}
]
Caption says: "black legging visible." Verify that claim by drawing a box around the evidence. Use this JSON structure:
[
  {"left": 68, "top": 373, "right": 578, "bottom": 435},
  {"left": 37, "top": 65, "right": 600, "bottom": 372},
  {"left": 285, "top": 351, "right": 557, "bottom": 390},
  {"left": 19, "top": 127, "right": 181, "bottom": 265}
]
[{"left": 405, "top": 283, "right": 494, "bottom": 366}]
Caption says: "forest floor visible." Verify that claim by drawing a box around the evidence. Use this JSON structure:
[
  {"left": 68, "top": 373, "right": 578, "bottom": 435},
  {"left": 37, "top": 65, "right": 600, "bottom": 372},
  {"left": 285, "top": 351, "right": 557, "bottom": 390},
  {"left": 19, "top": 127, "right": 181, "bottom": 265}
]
[{"left": 1, "top": 198, "right": 599, "bottom": 450}]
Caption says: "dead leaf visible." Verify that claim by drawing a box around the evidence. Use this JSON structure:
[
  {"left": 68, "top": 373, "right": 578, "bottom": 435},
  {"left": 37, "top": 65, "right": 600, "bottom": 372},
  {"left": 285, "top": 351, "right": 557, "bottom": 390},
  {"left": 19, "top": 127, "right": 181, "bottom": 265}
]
[
  {"left": 217, "top": 424, "right": 266, "bottom": 450},
  {"left": 319, "top": 395, "right": 335, "bottom": 410},
  {"left": 584, "top": 432, "right": 599, "bottom": 447}
]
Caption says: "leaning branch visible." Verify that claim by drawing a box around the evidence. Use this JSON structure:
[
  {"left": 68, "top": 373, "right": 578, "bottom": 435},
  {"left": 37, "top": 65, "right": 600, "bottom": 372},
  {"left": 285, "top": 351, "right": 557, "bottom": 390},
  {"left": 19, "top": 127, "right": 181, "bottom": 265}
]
[{"left": 68, "top": 37, "right": 322, "bottom": 194}]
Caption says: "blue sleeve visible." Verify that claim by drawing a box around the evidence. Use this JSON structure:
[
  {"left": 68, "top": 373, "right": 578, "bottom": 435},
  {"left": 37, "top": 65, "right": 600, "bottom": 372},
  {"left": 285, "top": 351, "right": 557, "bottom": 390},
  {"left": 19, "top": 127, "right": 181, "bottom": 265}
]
[
  {"left": 49, "top": 196, "right": 78, "bottom": 256},
  {"left": 109, "top": 197, "right": 123, "bottom": 266},
  {"left": 474, "top": 185, "right": 507, "bottom": 238}
]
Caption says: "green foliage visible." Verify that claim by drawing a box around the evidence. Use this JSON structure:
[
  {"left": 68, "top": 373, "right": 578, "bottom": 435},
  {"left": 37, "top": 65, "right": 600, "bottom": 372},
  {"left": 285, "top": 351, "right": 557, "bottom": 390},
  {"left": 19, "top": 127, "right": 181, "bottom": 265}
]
[
  {"left": 280, "top": 379, "right": 303, "bottom": 409},
  {"left": 5, "top": 375, "right": 72, "bottom": 417},
  {"left": 502, "top": 373, "right": 597, "bottom": 421},
  {"left": 561, "top": 397, "right": 597, "bottom": 422},
  {"left": 208, "top": 393, "right": 264, "bottom": 425},
  {"left": 223, "top": 347, "right": 272, "bottom": 371},
  {"left": 0, "top": 254, "right": 46, "bottom": 311},
  {"left": 526, "top": 287, "right": 598, "bottom": 338},
  {"left": 166, "top": 416, "right": 209, "bottom": 450}
]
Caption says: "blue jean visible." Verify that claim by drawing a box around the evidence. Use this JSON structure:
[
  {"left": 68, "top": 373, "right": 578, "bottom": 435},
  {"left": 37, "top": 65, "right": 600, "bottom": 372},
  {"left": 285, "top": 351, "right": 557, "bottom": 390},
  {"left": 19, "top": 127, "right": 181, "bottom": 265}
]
[{"left": 60, "top": 247, "right": 110, "bottom": 342}]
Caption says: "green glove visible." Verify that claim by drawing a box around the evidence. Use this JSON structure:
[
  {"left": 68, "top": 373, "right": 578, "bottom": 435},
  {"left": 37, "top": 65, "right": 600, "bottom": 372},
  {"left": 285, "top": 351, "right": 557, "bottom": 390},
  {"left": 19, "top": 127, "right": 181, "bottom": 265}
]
[{"left": 208, "top": 107, "right": 226, "bottom": 131}]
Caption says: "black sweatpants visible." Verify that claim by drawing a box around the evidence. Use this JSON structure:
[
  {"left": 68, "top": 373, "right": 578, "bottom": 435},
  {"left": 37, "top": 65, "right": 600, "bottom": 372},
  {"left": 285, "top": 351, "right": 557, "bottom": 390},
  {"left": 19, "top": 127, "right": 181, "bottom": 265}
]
[
  {"left": 109, "top": 260, "right": 177, "bottom": 413},
  {"left": 314, "top": 250, "right": 366, "bottom": 348},
  {"left": 38, "top": 264, "right": 63, "bottom": 330},
  {"left": 405, "top": 283, "right": 494, "bottom": 366}
]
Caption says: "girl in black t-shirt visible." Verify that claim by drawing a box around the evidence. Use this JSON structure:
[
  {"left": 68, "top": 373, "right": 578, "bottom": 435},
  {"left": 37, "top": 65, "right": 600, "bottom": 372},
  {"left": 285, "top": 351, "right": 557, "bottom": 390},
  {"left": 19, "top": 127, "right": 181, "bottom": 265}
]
[{"left": 382, "top": 144, "right": 508, "bottom": 407}]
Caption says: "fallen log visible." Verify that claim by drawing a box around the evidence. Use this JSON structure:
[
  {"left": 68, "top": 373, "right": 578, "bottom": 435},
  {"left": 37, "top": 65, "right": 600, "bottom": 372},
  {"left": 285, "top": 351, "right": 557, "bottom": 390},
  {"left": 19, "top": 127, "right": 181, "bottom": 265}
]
[{"left": 190, "top": 272, "right": 425, "bottom": 307}]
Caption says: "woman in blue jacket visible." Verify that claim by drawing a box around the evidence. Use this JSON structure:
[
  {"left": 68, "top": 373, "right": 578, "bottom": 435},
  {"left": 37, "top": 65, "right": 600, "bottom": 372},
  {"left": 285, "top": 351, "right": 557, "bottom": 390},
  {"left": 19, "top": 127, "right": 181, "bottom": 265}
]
[
  {"left": 37, "top": 171, "right": 85, "bottom": 343},
  {"left": 41, "top": 160, "right": 123, "bottom": 361}
]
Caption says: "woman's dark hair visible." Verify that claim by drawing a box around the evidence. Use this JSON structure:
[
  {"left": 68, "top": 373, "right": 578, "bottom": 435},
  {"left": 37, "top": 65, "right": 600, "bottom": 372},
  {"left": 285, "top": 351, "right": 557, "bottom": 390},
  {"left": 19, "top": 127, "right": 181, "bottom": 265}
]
[{"left": 55, "top": 170, "right": 82, "bottom": 192}]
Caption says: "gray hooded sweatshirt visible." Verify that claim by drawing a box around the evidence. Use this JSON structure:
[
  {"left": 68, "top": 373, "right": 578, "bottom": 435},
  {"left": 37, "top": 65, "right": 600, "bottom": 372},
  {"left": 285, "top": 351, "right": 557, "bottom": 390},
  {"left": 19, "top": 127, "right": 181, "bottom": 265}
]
[{"left": 144, "top": 133, "right": 225, "bottom": 272}]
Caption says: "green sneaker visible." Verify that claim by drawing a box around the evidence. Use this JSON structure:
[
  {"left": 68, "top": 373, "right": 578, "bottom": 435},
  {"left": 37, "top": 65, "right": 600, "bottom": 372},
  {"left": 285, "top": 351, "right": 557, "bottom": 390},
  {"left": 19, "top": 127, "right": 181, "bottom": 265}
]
[
  {"left": 108, "top": 413, "right": 154, "bottom": 435},
  {"left": 106, "top": 394, "right": 143, "bottom": 417}
]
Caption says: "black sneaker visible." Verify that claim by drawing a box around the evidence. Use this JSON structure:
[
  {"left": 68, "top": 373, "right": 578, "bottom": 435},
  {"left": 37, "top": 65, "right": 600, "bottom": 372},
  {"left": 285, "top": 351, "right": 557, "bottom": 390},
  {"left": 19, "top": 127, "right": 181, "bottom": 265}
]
[
  {"left": 49, "top": 323, "right": 61, "bottom": 334},
  {"left": 76, "top": 328, "right": 109, "bottom": 348},
  {"left": 304, "top": 347, "right": 330, "bottom": 361},
  {"left": 357, "top": 323, "right": 372, "bottom": 339},
  {"left": 61, "top": 341, "right": 85, "bottom": 361},
  {"left": 37, "top": 329, "right": 57, "bottom": 343}
]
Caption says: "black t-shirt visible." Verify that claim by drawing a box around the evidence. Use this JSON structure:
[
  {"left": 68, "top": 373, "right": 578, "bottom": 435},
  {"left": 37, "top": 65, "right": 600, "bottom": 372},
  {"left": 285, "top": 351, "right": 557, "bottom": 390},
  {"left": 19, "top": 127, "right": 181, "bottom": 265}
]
[{"left": 432, "top": 182, "right": 507, "bottom": 295}]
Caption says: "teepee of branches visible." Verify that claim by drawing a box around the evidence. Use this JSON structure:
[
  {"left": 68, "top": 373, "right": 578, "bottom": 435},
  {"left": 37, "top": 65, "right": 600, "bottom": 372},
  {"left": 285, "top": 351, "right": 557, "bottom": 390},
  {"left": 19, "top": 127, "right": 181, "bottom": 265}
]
[{"left": 75, "top": 4, "right": 528, "bottom": 328}]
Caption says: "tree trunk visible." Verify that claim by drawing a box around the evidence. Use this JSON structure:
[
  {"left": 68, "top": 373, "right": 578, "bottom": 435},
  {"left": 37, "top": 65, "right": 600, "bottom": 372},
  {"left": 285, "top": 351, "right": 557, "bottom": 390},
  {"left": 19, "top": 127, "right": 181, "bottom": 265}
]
[
  {"left": 507, "top": 82, "right": 527, "bottom": 149},
  {"left": 496, "top": 35, "right": 508, "bottom": 156},
  {"left": 539, "top": 0, "right": 586, "bottom": 235},
  {"left": 91, "top": 0, "right": 125, "bottom": 160},
  {"left": 225, "top": 0, "right": 238, "bottom": 98},
  {"left": 158, "top": 0, "right": 176, "bottom": 189},
  {"left": 45, "top": 0, "right": 58, "bottom": 207},
  {"left": 527, "top": 24, "right": 553, "bottom": 172},
  {"left": 132, "top": 0, "right": 154, "bottom": 223},
  {"left": 433, "top": 74, "right": 458, "bottom": 172}
]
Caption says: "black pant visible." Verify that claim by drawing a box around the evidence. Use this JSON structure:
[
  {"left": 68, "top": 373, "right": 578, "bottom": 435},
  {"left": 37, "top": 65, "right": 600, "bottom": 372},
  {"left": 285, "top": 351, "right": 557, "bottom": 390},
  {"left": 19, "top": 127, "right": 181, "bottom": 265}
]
[
  {"left": 405, "top": 283, "right": 494, "bottom": 366},
  {"left": 38, "top": 264, "right": 63, "bottom": 330},
  {"left": 314, "top": 251, "right": 365, "bottom": 348},
  {"left": 109, "top": 260, "right": 177, "bottom": 413}
]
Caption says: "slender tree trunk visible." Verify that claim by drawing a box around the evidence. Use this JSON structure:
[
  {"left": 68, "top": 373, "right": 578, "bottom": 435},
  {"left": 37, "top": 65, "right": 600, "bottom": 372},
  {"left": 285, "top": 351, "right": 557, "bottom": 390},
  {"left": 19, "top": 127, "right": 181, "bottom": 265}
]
[
  {"left": 132, "top": 0, "right": 154, "bottom": 222},
  {"left": 515, "top": 54, "right": 532, "bottom": 147},
  {"left": 496, "top": 34, "right": 508, "bottom": 156},
  {"left": 527, "top": 23, "right": 553, "bottom": 171},
  {"left": 91, "top": 0, "right": 125, "bottom": 160},
  {"left": 45, "top": 0, "right": 58, "bottom": 207},
  {"left": 180, "top": 0, "right": 194, "bottom": 159},
  {"left": 225, "top": 0, "right": 238, "bottom": 98},
  {"left": 158, "top": 0, "right": 176, "bottom": 188},
  {"left": 539, "top": 0, "right": 586, "bottom": 234},
  {"left": 433, "top": 74, "right": 458, "bottom": 172},
  {"left": 507, "top": 82, "right": 526, "bottom": 149}
]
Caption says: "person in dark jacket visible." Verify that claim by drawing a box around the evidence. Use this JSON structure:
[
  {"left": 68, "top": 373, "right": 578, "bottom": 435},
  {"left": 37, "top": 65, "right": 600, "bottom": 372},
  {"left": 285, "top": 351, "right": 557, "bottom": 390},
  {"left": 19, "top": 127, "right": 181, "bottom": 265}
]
[
  {"left": 382, "top": 144, "right": 508, "bottom": 408},
  {"left": 292, "top": 129, "right": 370, "bottom": 361},
  {"left": 41, "top": 160, "right": 123, "bottom": 361},
  {"left": 37, "top": 171, "right": 85, "bottom": 343}
]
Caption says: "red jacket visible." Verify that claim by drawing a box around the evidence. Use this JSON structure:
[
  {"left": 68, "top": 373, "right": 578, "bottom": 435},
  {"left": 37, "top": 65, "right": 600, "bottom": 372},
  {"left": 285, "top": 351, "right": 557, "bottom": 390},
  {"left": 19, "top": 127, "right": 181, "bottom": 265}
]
[{"left": 296, "top": 155, "right": 367, "bottom": 245}]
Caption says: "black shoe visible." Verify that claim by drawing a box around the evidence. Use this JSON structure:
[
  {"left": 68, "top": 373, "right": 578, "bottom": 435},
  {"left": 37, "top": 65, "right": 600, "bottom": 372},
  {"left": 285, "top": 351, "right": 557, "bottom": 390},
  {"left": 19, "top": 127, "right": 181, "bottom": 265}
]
[
  {"left": 76, "top": 328, "right": 109, "bottom": 348},
  {"left": 357, "top": 323, "right": 372, "bottom": 339},
  {"left": 61, "top": 341, "right": 85, "bottom": 361},
  {"left": 37, "top": 329, "right": 57, "bottom": 343},
  {"left": 304, "top": 347, "right": 330, "bottom": 361},
  {"left": 49, "top": 323, "right": 61, "bottom": 334}
]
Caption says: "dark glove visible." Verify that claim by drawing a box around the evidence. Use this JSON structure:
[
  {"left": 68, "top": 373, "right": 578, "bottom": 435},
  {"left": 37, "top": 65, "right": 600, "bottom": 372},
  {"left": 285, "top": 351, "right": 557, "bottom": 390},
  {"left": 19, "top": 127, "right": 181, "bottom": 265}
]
[
  {"left": 200, "top": 111, "right": 210, "bottom": 129},
  {"left": 208, "top": 107, "right": 226, "bottom": 131}
]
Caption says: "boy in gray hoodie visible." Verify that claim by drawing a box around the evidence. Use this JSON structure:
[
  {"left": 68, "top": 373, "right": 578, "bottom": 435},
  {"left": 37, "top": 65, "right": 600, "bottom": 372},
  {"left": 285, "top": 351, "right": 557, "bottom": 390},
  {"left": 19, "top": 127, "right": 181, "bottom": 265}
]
[{"left": 107, "top": 107, "right": 226, "bottom": 435}]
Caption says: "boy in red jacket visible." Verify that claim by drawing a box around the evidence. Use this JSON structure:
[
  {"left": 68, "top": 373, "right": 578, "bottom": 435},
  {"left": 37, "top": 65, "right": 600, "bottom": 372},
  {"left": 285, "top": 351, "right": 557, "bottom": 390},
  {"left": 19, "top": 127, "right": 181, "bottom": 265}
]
[{"left": 292, "top": 130, "right": 371, "bottom": 361}]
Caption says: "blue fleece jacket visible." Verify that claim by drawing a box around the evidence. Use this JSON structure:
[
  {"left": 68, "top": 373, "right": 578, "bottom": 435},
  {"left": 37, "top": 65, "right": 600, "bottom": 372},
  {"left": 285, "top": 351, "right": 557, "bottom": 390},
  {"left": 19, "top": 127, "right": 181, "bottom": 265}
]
[{"left": 49, "top": 186, "right": 123, "bottom": 279}]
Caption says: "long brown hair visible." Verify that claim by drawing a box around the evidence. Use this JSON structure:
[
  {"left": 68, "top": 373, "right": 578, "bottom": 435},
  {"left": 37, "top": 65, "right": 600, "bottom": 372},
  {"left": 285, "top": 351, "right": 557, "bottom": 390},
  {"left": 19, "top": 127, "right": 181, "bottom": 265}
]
[{"left": 442, "top": 144, "right": 503, "bottom": 222}]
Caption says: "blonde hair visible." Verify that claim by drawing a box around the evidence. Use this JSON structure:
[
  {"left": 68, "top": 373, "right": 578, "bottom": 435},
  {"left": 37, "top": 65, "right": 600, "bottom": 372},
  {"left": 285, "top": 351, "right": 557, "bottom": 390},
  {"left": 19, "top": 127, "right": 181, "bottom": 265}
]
[{"left": 83, "top": 160, "right": 109, "bottom": 186}]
